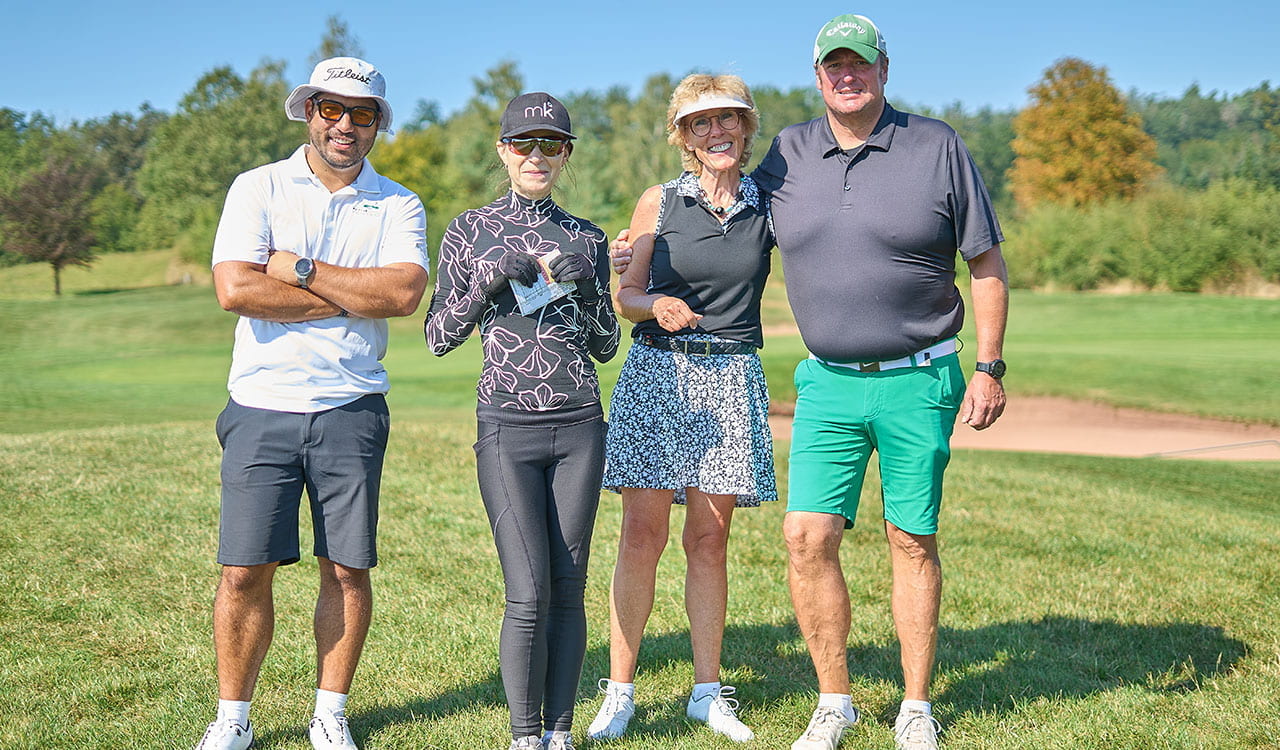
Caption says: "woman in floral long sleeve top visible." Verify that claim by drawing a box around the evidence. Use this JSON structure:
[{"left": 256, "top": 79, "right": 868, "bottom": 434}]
[{"left": 422, "top": 92, "right": 618, "bottom": 750}]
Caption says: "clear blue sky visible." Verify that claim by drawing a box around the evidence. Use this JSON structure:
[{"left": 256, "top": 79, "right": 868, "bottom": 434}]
[{"left": 5, "top": 0, "right": 1277, "bottom": 129}]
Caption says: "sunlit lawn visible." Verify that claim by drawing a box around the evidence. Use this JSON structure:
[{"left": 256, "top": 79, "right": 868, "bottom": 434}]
[{"left": 0, "top": 255, "right": 1277, "bottom": 749}]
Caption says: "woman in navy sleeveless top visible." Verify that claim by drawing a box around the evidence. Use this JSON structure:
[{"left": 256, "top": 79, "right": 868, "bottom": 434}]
[{"left": 590, "top": 75, "right": 776, "bottom": 744}]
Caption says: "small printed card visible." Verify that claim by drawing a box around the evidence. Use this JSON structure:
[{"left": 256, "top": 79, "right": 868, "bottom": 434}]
[{"left": 510, "top": 250, "right": 575, "bottom": 315}]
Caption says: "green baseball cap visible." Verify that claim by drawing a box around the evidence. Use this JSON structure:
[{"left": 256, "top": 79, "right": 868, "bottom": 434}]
[{"left": 813, "top": 14, "right": 887, "bottom": 65}]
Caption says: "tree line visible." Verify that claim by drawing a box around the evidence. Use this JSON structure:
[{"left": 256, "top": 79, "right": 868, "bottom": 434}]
[{"left": 2, "top": 49, "right": 1278, "bottom": 294}]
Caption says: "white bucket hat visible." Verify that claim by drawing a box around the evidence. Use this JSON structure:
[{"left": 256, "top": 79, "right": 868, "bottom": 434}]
[{"left": 285, "top": 57, "right": 395, "bottom": 134}]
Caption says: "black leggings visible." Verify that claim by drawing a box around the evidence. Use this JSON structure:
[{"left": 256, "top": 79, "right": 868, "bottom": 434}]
[{"left": 474, "top": 404, "right": 606, "bottom": 737}]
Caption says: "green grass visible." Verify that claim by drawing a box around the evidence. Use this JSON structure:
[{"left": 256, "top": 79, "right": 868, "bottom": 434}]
[
  {"left": 0, "top": 249, "right": 200, "bottom": 300},
  {"left": 3, "top": 255, "right": 1278, "bottom": 434},
  {"left": 995, "top": 292, "right": 1280, "bottom": 424},
  {"left": 1, "top": 252, "right": 1278, "bottom": 749},
  {"left": 755, "top": 277, "right": 1280, "bottom": 425},
  {"left": 2, "top": 419, "right": 1276, "bottom": 749}
]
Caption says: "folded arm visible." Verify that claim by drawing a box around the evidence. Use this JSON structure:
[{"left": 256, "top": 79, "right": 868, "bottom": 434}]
[
  {"left": 264, "top": 250, "right": 427, "bottom": 319},
  {"left": 214, "top": 261, "right": 344, "bottom": 322}
]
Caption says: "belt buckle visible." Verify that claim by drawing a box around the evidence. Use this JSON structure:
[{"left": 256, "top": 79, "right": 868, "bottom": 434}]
[
  {"left": 858, "top": 361, "right": 880, "bottom": 372},
  {"left": 689, "top": 340, "right": 712, "bottom": 356}
]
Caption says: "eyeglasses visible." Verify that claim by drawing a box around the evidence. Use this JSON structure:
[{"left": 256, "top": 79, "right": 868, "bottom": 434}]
[
  {"left": 686, "top": 110, "right": 741, "bottom": 137},
  {"left": 312, "top": 98, "right": 380, "bottom": 128},
  {"left": 502, "top": 137, "right": 570, "bottom": 157}
]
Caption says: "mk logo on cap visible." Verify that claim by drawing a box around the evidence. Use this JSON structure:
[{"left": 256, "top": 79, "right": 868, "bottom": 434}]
[
  {"left": 524, "top": 101, "right": 555, "bottom": 119},
  {"left": 827, "top": 20, "right": 869, "bottom": 38},
  {"left": 325, "top": 67, "right": 372, "bottom": 84}
]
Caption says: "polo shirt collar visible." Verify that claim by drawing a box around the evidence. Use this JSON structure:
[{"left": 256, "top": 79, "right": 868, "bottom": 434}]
[
  {"left": 673, "top": 170, "right": 765, "bottom": 219},
  {"left": 285, "top": 145, "right": 313, "bottom": 181},
  {"left": 288, "top": 144, "right": 380, "bottom": 193},
  {"left": 819, "top": 101, "right": 899, "bottom": 158}
]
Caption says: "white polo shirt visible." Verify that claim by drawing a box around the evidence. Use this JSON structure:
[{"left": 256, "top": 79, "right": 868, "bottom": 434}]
[{"left": 212, "top": 145, "right": 429, "bottom": 413}]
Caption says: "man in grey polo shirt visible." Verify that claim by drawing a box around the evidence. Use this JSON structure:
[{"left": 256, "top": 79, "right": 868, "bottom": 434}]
[
  {"left": 754, "top": 14, "right": 1008, "bottom": 750},
  {"left": 607, "top": 14, "right": 1006, "bottom": 749}
]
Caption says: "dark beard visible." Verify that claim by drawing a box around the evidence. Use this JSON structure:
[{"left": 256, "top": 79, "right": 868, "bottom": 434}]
[{"left": 312, "top": 134, "right": 369, "bottom": 171}]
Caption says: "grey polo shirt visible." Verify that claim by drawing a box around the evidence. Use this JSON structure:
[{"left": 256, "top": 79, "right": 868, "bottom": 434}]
[{"left": 752, "top": 102, "right": 1003, "bottom": 363}]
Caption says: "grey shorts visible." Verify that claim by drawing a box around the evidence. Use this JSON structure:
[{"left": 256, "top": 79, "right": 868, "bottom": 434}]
[{"left": 215, "top": 394, "right": 390, "bottom": 569}]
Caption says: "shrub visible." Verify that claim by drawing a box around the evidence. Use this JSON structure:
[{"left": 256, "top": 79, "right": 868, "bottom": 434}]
[{"left": 1005, "top": 180, "right": 1280, "bottom": 292}]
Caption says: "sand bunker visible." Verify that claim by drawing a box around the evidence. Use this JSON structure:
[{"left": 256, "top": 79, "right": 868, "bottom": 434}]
[{"left": 769, "top": 396, "right": 1280, "bottom": 461}]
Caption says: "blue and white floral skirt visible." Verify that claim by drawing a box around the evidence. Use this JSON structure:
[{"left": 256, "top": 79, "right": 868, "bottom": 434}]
[{"left": 602, "top": 336, "right": 777, "bottom": 506}]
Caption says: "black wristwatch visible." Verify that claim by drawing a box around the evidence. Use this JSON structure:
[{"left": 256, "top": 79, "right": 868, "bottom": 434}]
[
  {"left": 976, "top": 359, "right": 1006, "bottom": 379},
  {"left": 294, "top": 257, "right": 316, "bottom": 289}
]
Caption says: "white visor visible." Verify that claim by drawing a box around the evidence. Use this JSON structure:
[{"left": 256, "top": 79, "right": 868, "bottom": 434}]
[{"left": 673, "top": 95, "right": 752, "bottom": 127}]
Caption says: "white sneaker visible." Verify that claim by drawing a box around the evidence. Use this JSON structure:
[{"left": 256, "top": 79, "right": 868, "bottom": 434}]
[
  {"left": 510, "top": 736, "right": 542, "bottom": 749},
  {"left": 194, "top": 719, "right": 253, "bottom": 750},
  {"left": 894, "top": 711, "right": 941, "bottom": 750},
  {"left": 790, "top": 706, "right": 859, "bottom": 750},
  {"left": 309, "top": 710, "right": 358, "bottom": 750},
  {"left": 686, "top": 685, "right": 754, "bottom": 742},
  {"left": 587, "top": 679, "right": 635, "bottom": 740},
  {"left": 542, "top": 730, "right": 575, "bottom": 749}
]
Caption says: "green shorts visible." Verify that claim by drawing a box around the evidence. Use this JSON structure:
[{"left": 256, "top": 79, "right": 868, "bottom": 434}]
[{"left": 786, "top": 354, "right": 965, "bottom": 534}]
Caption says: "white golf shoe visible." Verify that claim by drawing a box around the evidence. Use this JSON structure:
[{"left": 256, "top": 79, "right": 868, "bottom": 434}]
[
  {"left": 587, "top": 679, "right": 635, "bottom": 740},
  {"left": 893, "top": 711, "right": 941, "bottom": 750},
  {"left": 193, "top": 718, "right": 253, "bottom": 750},
  {"left": 686, "top": 685, "right": 754, "bottom": 742},
  {"left": 790, "top": 705, "right": 859, "bottom": 750}
]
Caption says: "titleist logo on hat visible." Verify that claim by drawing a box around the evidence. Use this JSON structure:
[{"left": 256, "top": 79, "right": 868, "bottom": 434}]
[{"left": 324, "top": 67, "right": 372, "bottom": 85}]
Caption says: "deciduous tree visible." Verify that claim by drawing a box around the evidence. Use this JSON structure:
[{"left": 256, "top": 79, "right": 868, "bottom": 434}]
[
  {"left": 0, "top": 153, "right": 103, "bottom": 294},
  {"left": 136, "top": 62, "right": 301, "bottom": 260},
  {"left": 310, "top": 15, "right": 364, "bottom": 68},
  {"left": 1009, "top": 57, "right": 1160, "bottom": 211}
]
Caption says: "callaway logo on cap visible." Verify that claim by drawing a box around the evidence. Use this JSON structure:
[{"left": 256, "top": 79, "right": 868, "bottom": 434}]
[{"left": 813, "top": 13, "right": 888, "bottom": 65}]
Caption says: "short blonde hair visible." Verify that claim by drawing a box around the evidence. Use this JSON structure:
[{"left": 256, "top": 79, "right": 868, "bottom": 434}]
[{"left": 666, "top": 74, "right": 759, "bottom": 175}]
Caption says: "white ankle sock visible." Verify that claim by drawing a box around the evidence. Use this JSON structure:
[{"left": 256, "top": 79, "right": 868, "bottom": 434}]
[
  {"left": 900, "top": 699, "right": 932, "bottom": 716},
  {"left": 606, "top": 680, "right": 635, "bottom": 697},
  {"left": 216, "top": 699, "right": 250, "bottom": 726},
  {"left": 817, "top": 693, "right": 856, "bottom": 721},
  {"left": 315, "top": 688, "right": 349, "bottom": 716},
  {"left": 691, "top": 681, "right": 722, "bottom": 701}
]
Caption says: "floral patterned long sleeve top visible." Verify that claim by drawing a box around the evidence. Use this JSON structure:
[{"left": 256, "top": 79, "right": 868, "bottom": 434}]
[{"left": 424, "top": 191, "right": 620, "bottom": 412}]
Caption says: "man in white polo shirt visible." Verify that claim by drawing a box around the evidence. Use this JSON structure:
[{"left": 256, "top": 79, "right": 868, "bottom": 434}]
[{"left": 195, "top": 57, "right": 428, "bottom": 750}]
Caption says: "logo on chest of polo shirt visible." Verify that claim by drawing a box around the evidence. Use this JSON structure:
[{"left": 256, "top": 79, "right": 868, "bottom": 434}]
[{"left": 350, "top": 201, "right": 382, "bottom": 216}]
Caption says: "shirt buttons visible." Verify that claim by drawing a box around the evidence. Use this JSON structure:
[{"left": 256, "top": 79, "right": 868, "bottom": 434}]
[{"left": 844, "top": 185, "right": 851, "bottom": 191}]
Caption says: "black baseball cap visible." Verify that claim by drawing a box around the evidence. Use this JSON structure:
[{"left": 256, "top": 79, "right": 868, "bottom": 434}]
[{"left": 499, "top": 92, "right": 576, "bottom": 140}]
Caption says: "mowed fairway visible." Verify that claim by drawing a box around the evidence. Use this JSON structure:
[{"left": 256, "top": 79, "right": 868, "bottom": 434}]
[{"left": 0, "top": 255, "right": 1277, "bottom": 749}]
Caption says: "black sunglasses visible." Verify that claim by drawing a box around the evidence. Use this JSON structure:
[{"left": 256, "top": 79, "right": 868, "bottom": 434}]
[
  {"left": 501, "top": 137, "right": 570, "bottom": 157},
  {"left": 312, "top": 98, "right": 380, "bottom": 128}
]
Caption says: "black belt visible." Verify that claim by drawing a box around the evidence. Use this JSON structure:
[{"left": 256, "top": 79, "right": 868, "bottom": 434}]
[{"left": 637, "top": 334, "right": 756, "bottom": 356}]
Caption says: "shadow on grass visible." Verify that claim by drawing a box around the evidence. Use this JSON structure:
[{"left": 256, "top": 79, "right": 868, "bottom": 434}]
[
  {"left": 323, "top": 616, "right": 1244, "bottom": 744},
  {"left": 73, "top": 285, "right": 168, "bottom": 296},
  {"left": 924, "top": 616, "right": 1247, "bottom": 722}
]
